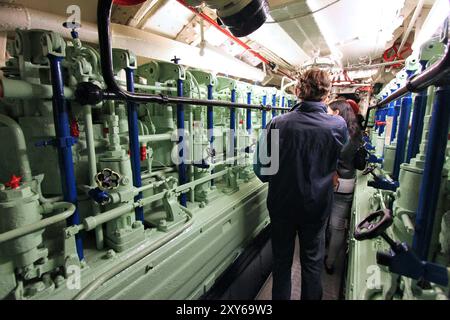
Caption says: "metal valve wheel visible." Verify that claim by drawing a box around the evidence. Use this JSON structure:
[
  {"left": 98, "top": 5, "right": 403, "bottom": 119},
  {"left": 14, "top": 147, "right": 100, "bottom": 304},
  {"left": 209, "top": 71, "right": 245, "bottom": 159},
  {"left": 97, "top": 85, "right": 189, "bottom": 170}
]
[{"left": 354, "top": 208, "right": 393, "bottom": 241}]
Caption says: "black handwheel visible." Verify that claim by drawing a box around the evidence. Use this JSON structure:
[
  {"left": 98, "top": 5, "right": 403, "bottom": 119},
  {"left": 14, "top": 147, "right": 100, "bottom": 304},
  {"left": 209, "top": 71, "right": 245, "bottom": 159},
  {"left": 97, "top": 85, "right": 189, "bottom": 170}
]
[{"left": 354, "top": 209, "right": 393, "bottom": 241}]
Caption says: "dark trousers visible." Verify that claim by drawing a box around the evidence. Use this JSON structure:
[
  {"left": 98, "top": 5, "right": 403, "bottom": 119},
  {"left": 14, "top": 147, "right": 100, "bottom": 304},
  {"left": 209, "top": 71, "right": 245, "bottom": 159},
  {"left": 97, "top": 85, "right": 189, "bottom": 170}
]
[{"left": 270, "top": 216, "right": 326, "bottom": 300}]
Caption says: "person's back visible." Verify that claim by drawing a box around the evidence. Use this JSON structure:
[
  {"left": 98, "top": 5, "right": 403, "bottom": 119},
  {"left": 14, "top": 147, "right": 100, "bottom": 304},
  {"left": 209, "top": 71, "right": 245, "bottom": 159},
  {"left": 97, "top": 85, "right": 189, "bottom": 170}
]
[
  {"left": 267, "top": 102, "right": 347, "bottom": 224},
  {"left": 255, "top": 68, "right": 347, "bottom": 300}
]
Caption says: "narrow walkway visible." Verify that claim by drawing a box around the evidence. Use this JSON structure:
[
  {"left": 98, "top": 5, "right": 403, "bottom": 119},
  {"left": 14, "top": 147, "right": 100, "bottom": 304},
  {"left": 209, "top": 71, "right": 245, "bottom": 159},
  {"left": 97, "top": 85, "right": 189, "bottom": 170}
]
[{"left": 256, "top": 236, "right": 346, "bottom": 300}]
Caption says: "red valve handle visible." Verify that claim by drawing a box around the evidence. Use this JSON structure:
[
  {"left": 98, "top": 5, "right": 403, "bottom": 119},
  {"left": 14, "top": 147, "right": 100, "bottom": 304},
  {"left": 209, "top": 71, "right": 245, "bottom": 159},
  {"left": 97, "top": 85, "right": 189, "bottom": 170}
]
[{"left": 5, "top": 175, "right": 22, "bottom": 189}]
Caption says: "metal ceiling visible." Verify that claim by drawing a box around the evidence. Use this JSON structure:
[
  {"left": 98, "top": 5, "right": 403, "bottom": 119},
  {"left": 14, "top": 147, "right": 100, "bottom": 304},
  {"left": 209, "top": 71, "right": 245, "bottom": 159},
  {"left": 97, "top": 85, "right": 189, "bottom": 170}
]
[{"left": 2, "top": 0, "right": 437, "bottom": 82}]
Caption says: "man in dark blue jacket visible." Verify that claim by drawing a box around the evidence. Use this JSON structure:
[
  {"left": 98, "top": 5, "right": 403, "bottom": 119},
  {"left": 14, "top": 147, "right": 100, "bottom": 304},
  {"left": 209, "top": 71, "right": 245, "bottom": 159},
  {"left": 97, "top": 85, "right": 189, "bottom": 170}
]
[{"left": 254, "top": 68, "right": 348, "bottom": 300}]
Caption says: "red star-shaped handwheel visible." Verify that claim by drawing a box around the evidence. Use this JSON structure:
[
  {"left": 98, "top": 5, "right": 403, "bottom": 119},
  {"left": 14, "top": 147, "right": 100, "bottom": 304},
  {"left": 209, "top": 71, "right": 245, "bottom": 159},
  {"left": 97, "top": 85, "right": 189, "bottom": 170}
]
[{"left": 5, "top": 175, "right": 22, "bottom": 189}]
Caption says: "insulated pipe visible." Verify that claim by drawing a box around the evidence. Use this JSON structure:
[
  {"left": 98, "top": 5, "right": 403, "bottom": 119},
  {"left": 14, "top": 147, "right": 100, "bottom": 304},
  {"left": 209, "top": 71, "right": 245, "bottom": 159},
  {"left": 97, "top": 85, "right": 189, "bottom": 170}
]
[
  {"left": 81, "top": 0, "right": 284, "bottom": 112},
  {"left": 0, "top": 3, "right": 265, "bottom": 83},
  {"left": 0, "top": 79, "right": 74, "bottom": 100},
  {"left": 48, "top": 55, "right": 84, "bottom": 260},
  {"left": 83, "top": 106, "right": 97, "bottom": 187},
  {"left": 262, "top": 95, "right": 267, "bottom": 129},
  {"left": 0, "top": 202, "right": 75, "bottom": 244},
  {"left": 83, "top": 169, "right": 229, "bottom": 231},
  {"left": 125, "top": 68, "right": 144, "bottom": 222},
  {"left": 392, "top": 95, "right": 412, "bottom": 181},
  {"left": 412, "top": 85, "right": 450, "bottom": 260},
  {"left": 138, "top": 133, "right": 172, "bottom": 143},
  {"left": 0, "top": 114, "right": 32, "bottom": 182},
  {"left": 74, "top": 205, "right": 193, "bottom": 300},
  {"left": 247, "top": 92, "right": 253, "bottom": 133},
  {"left": 397, "top": 0, "right": 425, "bottom": 56},
  {"left": 177, "top": 77, "right": 187, "bottom": 207}
]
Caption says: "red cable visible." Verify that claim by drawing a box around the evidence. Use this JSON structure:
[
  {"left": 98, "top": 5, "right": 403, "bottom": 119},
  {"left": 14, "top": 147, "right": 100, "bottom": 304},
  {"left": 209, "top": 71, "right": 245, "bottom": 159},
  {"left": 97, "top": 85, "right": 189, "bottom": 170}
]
[{"left": 176, "top": 0, "right": 270, "bottom": 65}]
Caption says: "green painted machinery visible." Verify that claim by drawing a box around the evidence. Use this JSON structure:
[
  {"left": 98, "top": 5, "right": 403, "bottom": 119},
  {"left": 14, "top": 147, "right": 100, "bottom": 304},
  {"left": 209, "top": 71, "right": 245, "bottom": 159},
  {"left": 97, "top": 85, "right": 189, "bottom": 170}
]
[
  {"left": 346, "top": 38, "right": 450, "bottom": 300},
  {"left": 0, "top": 29, "right": 295, "bottom": 300}
]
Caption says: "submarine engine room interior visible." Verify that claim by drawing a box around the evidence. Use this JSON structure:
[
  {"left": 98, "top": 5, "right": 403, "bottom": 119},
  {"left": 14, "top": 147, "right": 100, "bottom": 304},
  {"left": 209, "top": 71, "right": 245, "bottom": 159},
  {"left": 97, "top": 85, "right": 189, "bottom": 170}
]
[{"left": 0, "top": 0, "right": 449, "bottom": 301}]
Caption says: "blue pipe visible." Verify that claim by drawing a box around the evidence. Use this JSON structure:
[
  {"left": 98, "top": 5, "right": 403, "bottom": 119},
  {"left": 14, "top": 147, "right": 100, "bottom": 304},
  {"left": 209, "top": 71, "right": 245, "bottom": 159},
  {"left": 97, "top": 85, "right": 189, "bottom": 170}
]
[
  {"left": 231, "top": 89, "right": 236, "bottom": 158},
  {"left": 406, "top": 90, "right": 428, "bottom": 162},
  {"left": 412, "top": 85, "right": 450, "bottom": 260},
  {"left": 125, "top": 68, "right": 144, "bottom": 222},
  {"left": 48, "top": 55, "right": 83, "bottom": 260},
  {"left": 247, "top": 92, "right": 252, "bottom": 133},
  {"left": 207, "top": 85, "right": 214, "bottom": 146},
  {"left": 272, "top": 94, "right": 277, "bottom": 118},
  {"left": 262, "top": 95, "right": 267, "bottom": 129},
  {"left": 177, "top": 79, "right": 187, "bottom": 207},
  {"left": 392, "top": 94, "right": 412, "bottom": 181},
  {"left": 207, "top": 84, "right": 214, "bottom": 186}
]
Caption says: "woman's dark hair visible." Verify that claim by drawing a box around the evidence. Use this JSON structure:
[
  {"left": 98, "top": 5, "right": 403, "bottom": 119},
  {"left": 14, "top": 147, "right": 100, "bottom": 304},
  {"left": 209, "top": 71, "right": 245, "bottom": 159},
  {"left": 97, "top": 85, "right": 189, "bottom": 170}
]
[
  {"left": 328, "top": 99, "right": 362, "bottom": 139},
  {"left": 297, "top": 68, "right": 331, "bottom": 101}
]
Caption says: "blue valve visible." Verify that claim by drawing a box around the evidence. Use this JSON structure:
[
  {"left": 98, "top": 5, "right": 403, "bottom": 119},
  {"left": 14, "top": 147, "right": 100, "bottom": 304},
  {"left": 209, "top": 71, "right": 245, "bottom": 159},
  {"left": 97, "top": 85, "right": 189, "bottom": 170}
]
[{"left": 88, "top": 187, "right": 110, "bottom": 205}]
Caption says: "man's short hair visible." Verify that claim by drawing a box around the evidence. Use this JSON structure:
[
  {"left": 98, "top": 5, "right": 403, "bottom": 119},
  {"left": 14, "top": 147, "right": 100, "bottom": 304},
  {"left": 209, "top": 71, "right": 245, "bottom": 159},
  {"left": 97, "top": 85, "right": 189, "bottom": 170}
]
[{"left": 297, "top": 68, "right": 331, "bottom": 102}]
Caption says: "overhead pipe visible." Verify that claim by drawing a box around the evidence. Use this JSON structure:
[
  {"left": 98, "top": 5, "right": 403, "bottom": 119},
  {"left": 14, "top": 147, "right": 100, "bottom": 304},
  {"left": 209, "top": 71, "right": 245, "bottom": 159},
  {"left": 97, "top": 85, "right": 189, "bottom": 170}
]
[
  {"left": 175, "top": 0, "right": 295, "bottom": 81},
  {"left": 81, "top": 0, "right": 285, "bottom": 112},
  {"left": 397, "top": 0, "right": 425, "bottom": 57},
  {"left": 176, "top": 0, "right": 269, "bottom": 65},
  {"left": 345, "top": 60, "right": 406, "bottom": 71},
  {"left": 412, "top": 85, "right": 450, "bottom": 260},
  {"left": 363, "top": 39, "right": 450, "bottom": 129},
  {"left": 0, "top": 3, "right": 266, "bottom": 83},
  {"left": 48, "top": 54, "right": 84, "bottom": 260}
]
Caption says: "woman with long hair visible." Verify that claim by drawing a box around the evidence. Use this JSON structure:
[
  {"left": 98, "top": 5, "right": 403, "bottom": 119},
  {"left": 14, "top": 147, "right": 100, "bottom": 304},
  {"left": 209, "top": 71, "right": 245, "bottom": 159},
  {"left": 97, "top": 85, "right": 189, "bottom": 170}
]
[{"left": 325, "top": 99, "right": 363, "bottom": 274}]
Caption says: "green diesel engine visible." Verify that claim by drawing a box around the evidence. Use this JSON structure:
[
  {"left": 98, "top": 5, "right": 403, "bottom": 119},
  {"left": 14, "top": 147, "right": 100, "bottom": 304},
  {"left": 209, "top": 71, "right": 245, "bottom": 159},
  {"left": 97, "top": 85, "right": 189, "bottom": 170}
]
[
  {"left": 346, "top": 38, "right": 450, "bottom": 300},
  {"left": 0, "top": 28, "right": 296, "bottom": 300}
]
